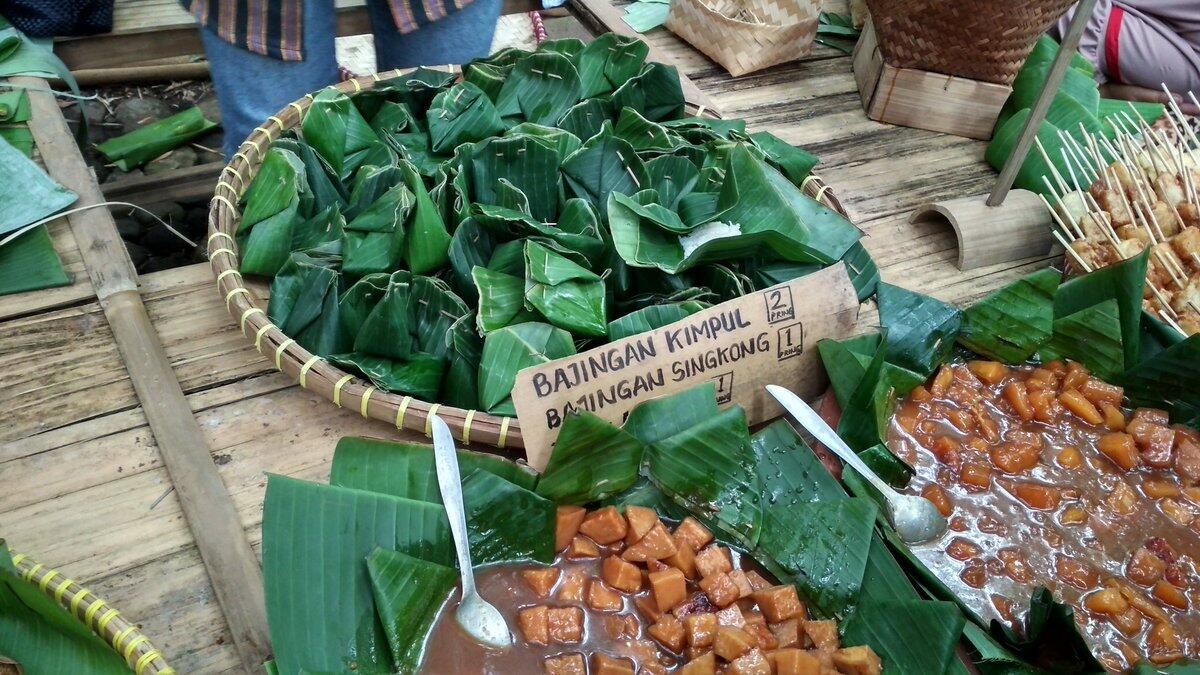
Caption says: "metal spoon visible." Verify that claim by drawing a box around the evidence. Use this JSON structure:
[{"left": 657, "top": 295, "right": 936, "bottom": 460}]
[
  {"left": 430, "top": 415, "right": 514, "bottom": 649},
  {"left": 766, "top": 385, "right": 947, "bottom": 544}
]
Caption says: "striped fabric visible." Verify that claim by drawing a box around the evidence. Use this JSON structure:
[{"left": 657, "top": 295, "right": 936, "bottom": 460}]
[{"left": 180, "top": 0, "right": 476, "bottom": 61}]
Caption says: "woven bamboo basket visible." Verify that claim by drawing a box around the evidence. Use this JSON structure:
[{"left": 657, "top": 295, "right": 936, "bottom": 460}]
[
  {"left": 206, "top": 68, "right": 854, "bottom": 450},
  {"left": 865, "top": 0, "right": 1074, "bottom": 85},
  {"left": 665, "top": 0, "right": 819, "bottom": 77},
  {"left": 7, "top": 551, "right": 173, "bottom": 674}
]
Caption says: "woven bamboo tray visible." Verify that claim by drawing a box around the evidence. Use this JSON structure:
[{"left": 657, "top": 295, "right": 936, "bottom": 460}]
[
  {"left": 207, "top": 68, "right": 854, "bottom": 450},
  {"left": 8, "top": 551, "right": 174, "bottom": 675}
]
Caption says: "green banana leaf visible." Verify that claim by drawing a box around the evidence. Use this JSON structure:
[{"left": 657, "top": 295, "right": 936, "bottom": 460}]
[
  {"left": 758, "top": 498, "right": 878, "bottom": 616},
  {"left": 0, "top": 134, "right": 76, "bottom": 238},
  {"left": 876, "top": 282, "right": 962, "bottom": 377},
  {"left": 957, "top": 268, "right": 1060, "bottom": 362},
  {"left": 267, "top": 248, "right": 345, "bottom": 355},
  {"left": 747, "top": 420, "right": 969, "bottom": 671},
  {"left": 342, "top": 184, "right": 412, "bottom": 277},
  {"left": 477, "top": 322, "right": 576, "bottom": 414},
  {"left": 535, "top": 410, "right": 645, "bottom": 503},
  {"left": 329, "top": 436, "right": 538, "bottom": 501},
  {"left": 606, "top": 61, "right": 685, "bottom": 122},
  {"left": 1053, "top": 249, "right": 1148, "bottom": 370},
  {"left": 841, "top": 600, "right": 966, "bottom": 674},
  {"left": 575, "top": 32, "right": 648, "bottom": 98},
  {"left": 301, "top": 88, "right": 384, "bottom": 181},
  {"left": 95, "top": 106, "right": 217, "bottom": 171},
  {"left": 0, "top": 541, "right": 129, "bottom": 674},
  {"left": 1121, "top": 334, "right": 1200, "bottom": 426},
  {"left": 460, "top": 469, "right": 556, "bottom": 564},
  {"left": 398, "top": 161, "right": 450, "bottom": 274},
  {"left": 328, "top": 438, "right": 551, "bottom": 565},
  {"left": 366, "top": 547, "right": 456, "bottom": 674},
  {"left": 560, "top": 122, "right": 648, "bottom": 210},
  {"left": 1097, "top": 98, "right": 1163, "bottom": 125},
  {"left": 472, "top": 266, "right": 533, "bottom": 332},
  {"left": 1036, "top": 298, "right": 1125, "bottom": 381},
  {"left": 606, "top": 300, "right": 707, "bottom": 340},
  {"left": 261, "top": 475, "right": 451, "bottom": 675},
  {"left": 0, "top": 124, "right": 32, "bottom": 156},
  {"left": 523, "top": 239, "right": 607, "bottom": 336},
  {"left": 239, "top": 146, "right": 308, "bottom": 276},
  {"left": 622, "top": 1, "right": 670, "bottom": 33},
  {"left": 470, "top": 134, "right": 560, "bottom": 222},
  {"left": 0, "top": 90, "right": 29, "bottom": 123},
  {"left": 748, "top": 130, "right": 819, "bottom": 185},
  {"left": 426, "top": 82, "right": 505, "bottom": 153},
  {"left": 496, "top": 51, "right": 583, "bottom": 126},
  {"left": 0, "top": 225, "right": 70, "bottom": 295},
  {"left": 646, "top": 405, "right": 763, "bottom": 548}
]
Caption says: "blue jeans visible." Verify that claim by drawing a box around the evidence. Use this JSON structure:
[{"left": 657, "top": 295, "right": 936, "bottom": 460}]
[{"left": 200, "top": 0, "right": 502, "bottom": 156}]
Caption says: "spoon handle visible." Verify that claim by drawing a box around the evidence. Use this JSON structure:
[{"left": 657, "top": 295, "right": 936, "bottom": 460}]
[
  {"left": 765, "top": 385, "right": 899, "bottom": 499},
  {"left": 430, "top": 415, "right": 476, "bottom": 597}
]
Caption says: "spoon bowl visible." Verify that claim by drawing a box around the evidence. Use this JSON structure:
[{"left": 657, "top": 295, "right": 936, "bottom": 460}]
[
  {"left": 430, "top": 415, "right": 514, "bottom": 649},
  {"left": 766, "top": 384, "right": 947, "bottom": 544}
]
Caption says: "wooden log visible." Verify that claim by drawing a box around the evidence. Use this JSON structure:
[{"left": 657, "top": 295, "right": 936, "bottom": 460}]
[
  {"left": 570, "top": 0, "right": 722, "bottom": 116},
  {"left": 68, "top": 62, "right": 211, "bottom": 87},
  {"left": 17, "top": 76, "right": 272, "bottom": 674},
  {"left": 909, "top": 189, "right": 1055, "bottom": 271}
]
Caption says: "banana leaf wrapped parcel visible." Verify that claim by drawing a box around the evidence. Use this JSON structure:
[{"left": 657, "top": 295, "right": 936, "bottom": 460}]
[{"left": 239, "top": 35, "right": 878, "bottom": 415}]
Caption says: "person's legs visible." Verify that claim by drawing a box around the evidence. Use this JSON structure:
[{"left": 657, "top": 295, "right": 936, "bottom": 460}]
[
  {"left": 367, "top": 0, "right": 502, "bottom": 71},
  {"left": 199, "top": 0, "right": 339, "bottom": 157}
]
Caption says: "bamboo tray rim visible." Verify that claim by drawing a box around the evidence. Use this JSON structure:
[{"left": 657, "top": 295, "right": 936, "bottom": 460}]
[
  {"left": 8, "top": 551, "right": 174, "bottom": 674},
  {"left": 206, "top": 66, "right": 852, "bottom": 450}
]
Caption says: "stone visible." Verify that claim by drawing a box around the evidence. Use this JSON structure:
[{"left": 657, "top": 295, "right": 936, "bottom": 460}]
[
  {"left": 132, "top": 201, "right": 184, "bottom": 226},
  {"left": 143, "top": 146, "right": 197, "bottom": 174},
  {"left": 142, "top": 223, "right": 187, "bottom": 255},
  {"left": 114, "top": 217, "right": 144, "bottom": 241},
  {"left": 114, "top": 97, "right": 172, "bottom": 134},
  {"left": 182, "top": 206, "right": 209, "bottom": 237},
  {"left": 125, "top": 241, "right": 149, "bottom": 268},
  {"left": 195, "top": 94, "right": 221, "bottom": 124},
  {"left": 193, "top": 130, "right": 226, "bottom": 160},
  {"left": 102, "top": 167, "right": 143, "bottom": 184}
]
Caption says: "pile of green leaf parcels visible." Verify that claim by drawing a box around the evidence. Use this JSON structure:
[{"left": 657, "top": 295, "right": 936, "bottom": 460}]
[
  {"left": 817, "top": 251, "right": 1198, "bottom": 674},
  {"left": 0, "top": 16, "right": 82, "bottom": 296},
  {"left": 239, "top": 34, "right": 877, "bottom": 417},
  {"left": 259, "top": 384, "right": 966, "bottom": 675},
  {"left": 986, "top": 35, "right": 1166, "bottom": 196}
]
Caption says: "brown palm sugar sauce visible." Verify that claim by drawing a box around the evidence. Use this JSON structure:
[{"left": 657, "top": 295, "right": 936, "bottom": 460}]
[
  {"left": 421, "top": 506, "right": 881, "bottom": 674},
  {"left": 887, "top": 359, "right": 1200, "bottom": 671}
]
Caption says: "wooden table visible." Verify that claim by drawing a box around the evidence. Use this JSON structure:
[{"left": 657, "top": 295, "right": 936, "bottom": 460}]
[{"left": 0, "top": 9, "right": 1055, "bottom": 674}]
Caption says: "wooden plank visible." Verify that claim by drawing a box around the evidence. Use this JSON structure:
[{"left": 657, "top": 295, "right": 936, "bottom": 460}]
[
  {"left": 18, "top": 76, "right": 271, "bottom": 674},
  {"left": 101, "top": 162, "right": 223, "bottom": 205},
  {"left": 54, "top": 0, "right": 540, "bottom": 70}
]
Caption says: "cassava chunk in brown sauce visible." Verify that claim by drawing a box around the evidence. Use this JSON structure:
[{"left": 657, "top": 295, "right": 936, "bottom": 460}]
[
  {"left": 421, "top": 508, "right": 882, "bottom": 674},
  {"left": 888, "top": 360, "right": 1200, "bottom": 671}
]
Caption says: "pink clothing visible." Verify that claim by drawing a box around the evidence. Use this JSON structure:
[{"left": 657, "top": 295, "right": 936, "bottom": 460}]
[{"left": 1054, "top": 0, "right": 1200, "bottom": 93}]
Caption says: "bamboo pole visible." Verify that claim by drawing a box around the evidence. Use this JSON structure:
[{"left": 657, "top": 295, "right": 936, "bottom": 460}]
[{"left": 17, "top": 76, "right": 271, "bottom": 675}]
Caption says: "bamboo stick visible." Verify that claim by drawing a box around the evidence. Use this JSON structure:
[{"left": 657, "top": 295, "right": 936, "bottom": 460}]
[{"left": 18, "top": 76, "right": 272, "bottom": 675}]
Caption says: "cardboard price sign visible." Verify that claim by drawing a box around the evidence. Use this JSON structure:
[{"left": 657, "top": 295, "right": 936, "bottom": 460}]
[{"left": 513, "top": 263, "right": 861, "bottom": 470}]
